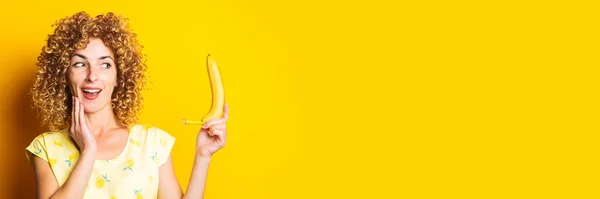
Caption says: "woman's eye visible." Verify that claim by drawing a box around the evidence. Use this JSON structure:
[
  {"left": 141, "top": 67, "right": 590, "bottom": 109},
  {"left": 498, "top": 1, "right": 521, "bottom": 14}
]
[
  {"left": 72, "top": 62, "right": 84, "bottom": 67},
  {"left": 101, "top": 63, "right": 112, "bottom": 69}
]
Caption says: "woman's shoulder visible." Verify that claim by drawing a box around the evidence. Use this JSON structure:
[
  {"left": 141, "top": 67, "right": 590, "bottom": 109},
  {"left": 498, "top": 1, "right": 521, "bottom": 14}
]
[
  {"left": 130, "top": 124, "right": 173, "bottom": 137},
  {"left": 26, "top": 128, "right": 74, "bottom": 163},
  {"left": 129, "top": 124, "right": 176, "bottom": 159},
  {"left": 129, "top": 124, "right": 176, "bottom": 144},
  {"left": 30, "top": 128, "right": 70, "bottom": 144}
]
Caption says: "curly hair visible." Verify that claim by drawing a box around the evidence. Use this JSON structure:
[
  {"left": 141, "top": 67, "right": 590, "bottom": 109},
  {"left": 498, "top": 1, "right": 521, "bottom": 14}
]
[{"left": 30, "top": 11, "right": 147, "bottom": 131}]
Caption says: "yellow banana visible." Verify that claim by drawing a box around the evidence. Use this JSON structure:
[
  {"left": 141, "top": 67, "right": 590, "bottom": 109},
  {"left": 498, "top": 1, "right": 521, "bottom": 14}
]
[{"left": 183, "top": 54, "right": 225, "bottom": 125}]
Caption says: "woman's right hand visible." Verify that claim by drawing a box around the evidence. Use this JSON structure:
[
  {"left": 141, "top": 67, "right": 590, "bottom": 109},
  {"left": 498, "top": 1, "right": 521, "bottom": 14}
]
[{"left": 70, "top": 96, "right": 97, "bottom": 154}]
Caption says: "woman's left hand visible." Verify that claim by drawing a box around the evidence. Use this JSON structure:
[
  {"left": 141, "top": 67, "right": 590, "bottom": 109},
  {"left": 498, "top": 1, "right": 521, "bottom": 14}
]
[{"left": 196, "top": 103, "right": 229, "bottom": 158}]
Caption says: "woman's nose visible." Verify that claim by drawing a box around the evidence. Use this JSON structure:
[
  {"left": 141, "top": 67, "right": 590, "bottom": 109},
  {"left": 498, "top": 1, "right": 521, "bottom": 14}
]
[{"left": 86, "top": 66, "right": 98, "bottom": 82}]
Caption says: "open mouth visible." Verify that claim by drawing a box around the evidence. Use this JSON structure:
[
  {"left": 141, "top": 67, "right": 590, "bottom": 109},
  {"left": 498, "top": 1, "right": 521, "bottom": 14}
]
[{"left": 81, "top": 88, "right": 102, "bottom": 100}]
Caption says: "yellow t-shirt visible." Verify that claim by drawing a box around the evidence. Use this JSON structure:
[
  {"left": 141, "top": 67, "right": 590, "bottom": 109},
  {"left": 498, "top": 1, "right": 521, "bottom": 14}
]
[{"left": 25, "top": 124, "right": 176, "bottom": 199}]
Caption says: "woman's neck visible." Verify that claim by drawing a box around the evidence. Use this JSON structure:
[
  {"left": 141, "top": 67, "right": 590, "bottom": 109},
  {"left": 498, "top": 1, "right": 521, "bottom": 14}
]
[{"left": 84, "top": 105, "right": 121, "bottom": 137}]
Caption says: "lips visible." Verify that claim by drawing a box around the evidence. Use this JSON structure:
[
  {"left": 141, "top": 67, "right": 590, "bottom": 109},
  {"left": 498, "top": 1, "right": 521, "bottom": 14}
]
[{"left": 81, "top": 87, "right": 102, "bottom": 100}]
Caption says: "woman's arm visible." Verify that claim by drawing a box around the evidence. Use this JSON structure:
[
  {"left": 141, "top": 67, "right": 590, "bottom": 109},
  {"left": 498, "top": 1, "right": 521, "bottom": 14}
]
[
  {"left": 157, "top": 155, "right": 183, "bottom": 198},
  {"left": 32, "top": 96, "right": 97, "bottom": 199},
  {"left": 159, "top": 104, "right": 228, "bottom": 199},
  {"left": 32, "top": 150, "right": 96, "bottom": 199},
  {"left": 157, "top": 154, "right": 211, "bottom": 199},
  {"left": 32, "top": 156, "right": 58, "bottom": 199},
  {"left": 183, "top": 154, "right": 212, "bottom": 199}
]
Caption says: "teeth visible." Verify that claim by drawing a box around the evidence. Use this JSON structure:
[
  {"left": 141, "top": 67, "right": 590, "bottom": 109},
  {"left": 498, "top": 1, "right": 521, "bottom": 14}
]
[{"left": 82, "top": 89, "right": 101, "bottom": 93}]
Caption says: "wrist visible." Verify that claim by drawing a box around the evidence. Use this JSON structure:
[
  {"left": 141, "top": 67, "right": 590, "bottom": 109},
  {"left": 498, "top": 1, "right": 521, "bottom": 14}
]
[
  {"left": 81, "top": 147, "right": 97, "bottom": 157},
  {"left": 196, "top": 153, "right": 212, "bottom": 162}
]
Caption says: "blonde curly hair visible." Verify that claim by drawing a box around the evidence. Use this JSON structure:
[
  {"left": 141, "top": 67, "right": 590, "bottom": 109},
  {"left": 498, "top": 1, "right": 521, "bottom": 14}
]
[{"left": 30, "top": 11, "right": 147, "bottom": 131}]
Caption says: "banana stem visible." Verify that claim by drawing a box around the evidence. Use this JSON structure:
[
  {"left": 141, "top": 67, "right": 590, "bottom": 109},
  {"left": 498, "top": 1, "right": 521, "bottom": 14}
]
[{"left": 182, "top": 119, "right": 204, "bottom": 125}]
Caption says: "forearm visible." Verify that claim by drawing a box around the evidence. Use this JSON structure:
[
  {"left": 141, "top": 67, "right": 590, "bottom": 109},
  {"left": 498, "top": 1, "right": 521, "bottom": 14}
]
[
  {"left": 182, "top": 154, "right": 212, "bottom": 199},
  {"left": 50, "top": 151, "right": 95, "bottom": 199}
]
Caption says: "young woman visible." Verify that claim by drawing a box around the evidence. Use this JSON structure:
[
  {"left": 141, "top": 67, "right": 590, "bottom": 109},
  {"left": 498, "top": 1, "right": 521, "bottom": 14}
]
[{"left": 26, "top": 11, "right": 228, "bottom": 199}]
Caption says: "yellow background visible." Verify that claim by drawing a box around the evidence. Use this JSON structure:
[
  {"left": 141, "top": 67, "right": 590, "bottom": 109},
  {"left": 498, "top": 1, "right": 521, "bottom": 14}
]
[{"left": 0, "top": 0, "right": 598, "bottom": 198}]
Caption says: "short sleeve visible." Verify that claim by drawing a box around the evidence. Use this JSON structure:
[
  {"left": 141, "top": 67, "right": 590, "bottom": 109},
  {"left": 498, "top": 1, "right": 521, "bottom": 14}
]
[
  {"left": 25, "top": 133, "right": 49, "bottom": 163},
  {"left": 153, "top": 127, "right": 176, "bottom": 166}
]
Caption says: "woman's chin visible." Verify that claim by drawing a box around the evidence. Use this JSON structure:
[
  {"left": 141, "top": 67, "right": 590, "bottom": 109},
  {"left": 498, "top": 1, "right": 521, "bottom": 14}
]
[{"left": 83, "top": 107, "right": 100, "bottom": 113}]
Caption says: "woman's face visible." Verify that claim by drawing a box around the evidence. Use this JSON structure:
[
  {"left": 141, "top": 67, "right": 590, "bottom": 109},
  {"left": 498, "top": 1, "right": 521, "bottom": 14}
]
[{"left": 67, "top": 38, "right": 117, "bottom": 113}]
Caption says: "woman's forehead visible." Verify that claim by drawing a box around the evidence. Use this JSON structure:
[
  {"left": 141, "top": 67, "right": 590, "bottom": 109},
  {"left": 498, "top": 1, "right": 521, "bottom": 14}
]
[{"left": 72, "top": 38, "right": 114, "bottom": 59}]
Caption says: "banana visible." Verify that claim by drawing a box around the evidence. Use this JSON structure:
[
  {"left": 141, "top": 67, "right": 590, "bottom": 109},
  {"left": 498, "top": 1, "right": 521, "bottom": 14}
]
[{"left": 182, "top": 54, "right": 225, "bottom": 125}]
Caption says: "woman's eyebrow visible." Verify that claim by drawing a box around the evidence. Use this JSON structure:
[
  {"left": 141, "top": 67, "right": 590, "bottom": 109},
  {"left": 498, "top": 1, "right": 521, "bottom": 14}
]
[
  {"left": 73, "top": 53, "right": 87, "bottom": 59},
  {"left": 99, "top": 56, "right": 114, "bottom": 60},
  {"left": 72, "top": 54, "right": 113, "bottom": 61}
]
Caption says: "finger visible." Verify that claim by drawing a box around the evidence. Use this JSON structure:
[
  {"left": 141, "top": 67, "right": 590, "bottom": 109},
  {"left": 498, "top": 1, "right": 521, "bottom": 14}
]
[
  {"left": 210, "top": 124, "right": 226, "bottom": 136},
  {"left": 222, "top": 103, "right": 229, "bottom": 121},
  {"left": 202, "top": 118, "right": 223, "bottom": 129},
  {"left": 74, "top": 97, "right": 80, "bottom": 131},
  {"left": 70, "top": 96, "right": 75, "bottom": 133},
  {"left": 79, "top": 99, "right": 87, "bottom": 130},
  {"left": 211, "top": 124, "right": 226, "bottom": 131},
  {"left": 208, "top": 127, "right": 216, "bottom": 136},
  {"left": 212, "top": 129, "right": 226, "bottom": 146}
]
